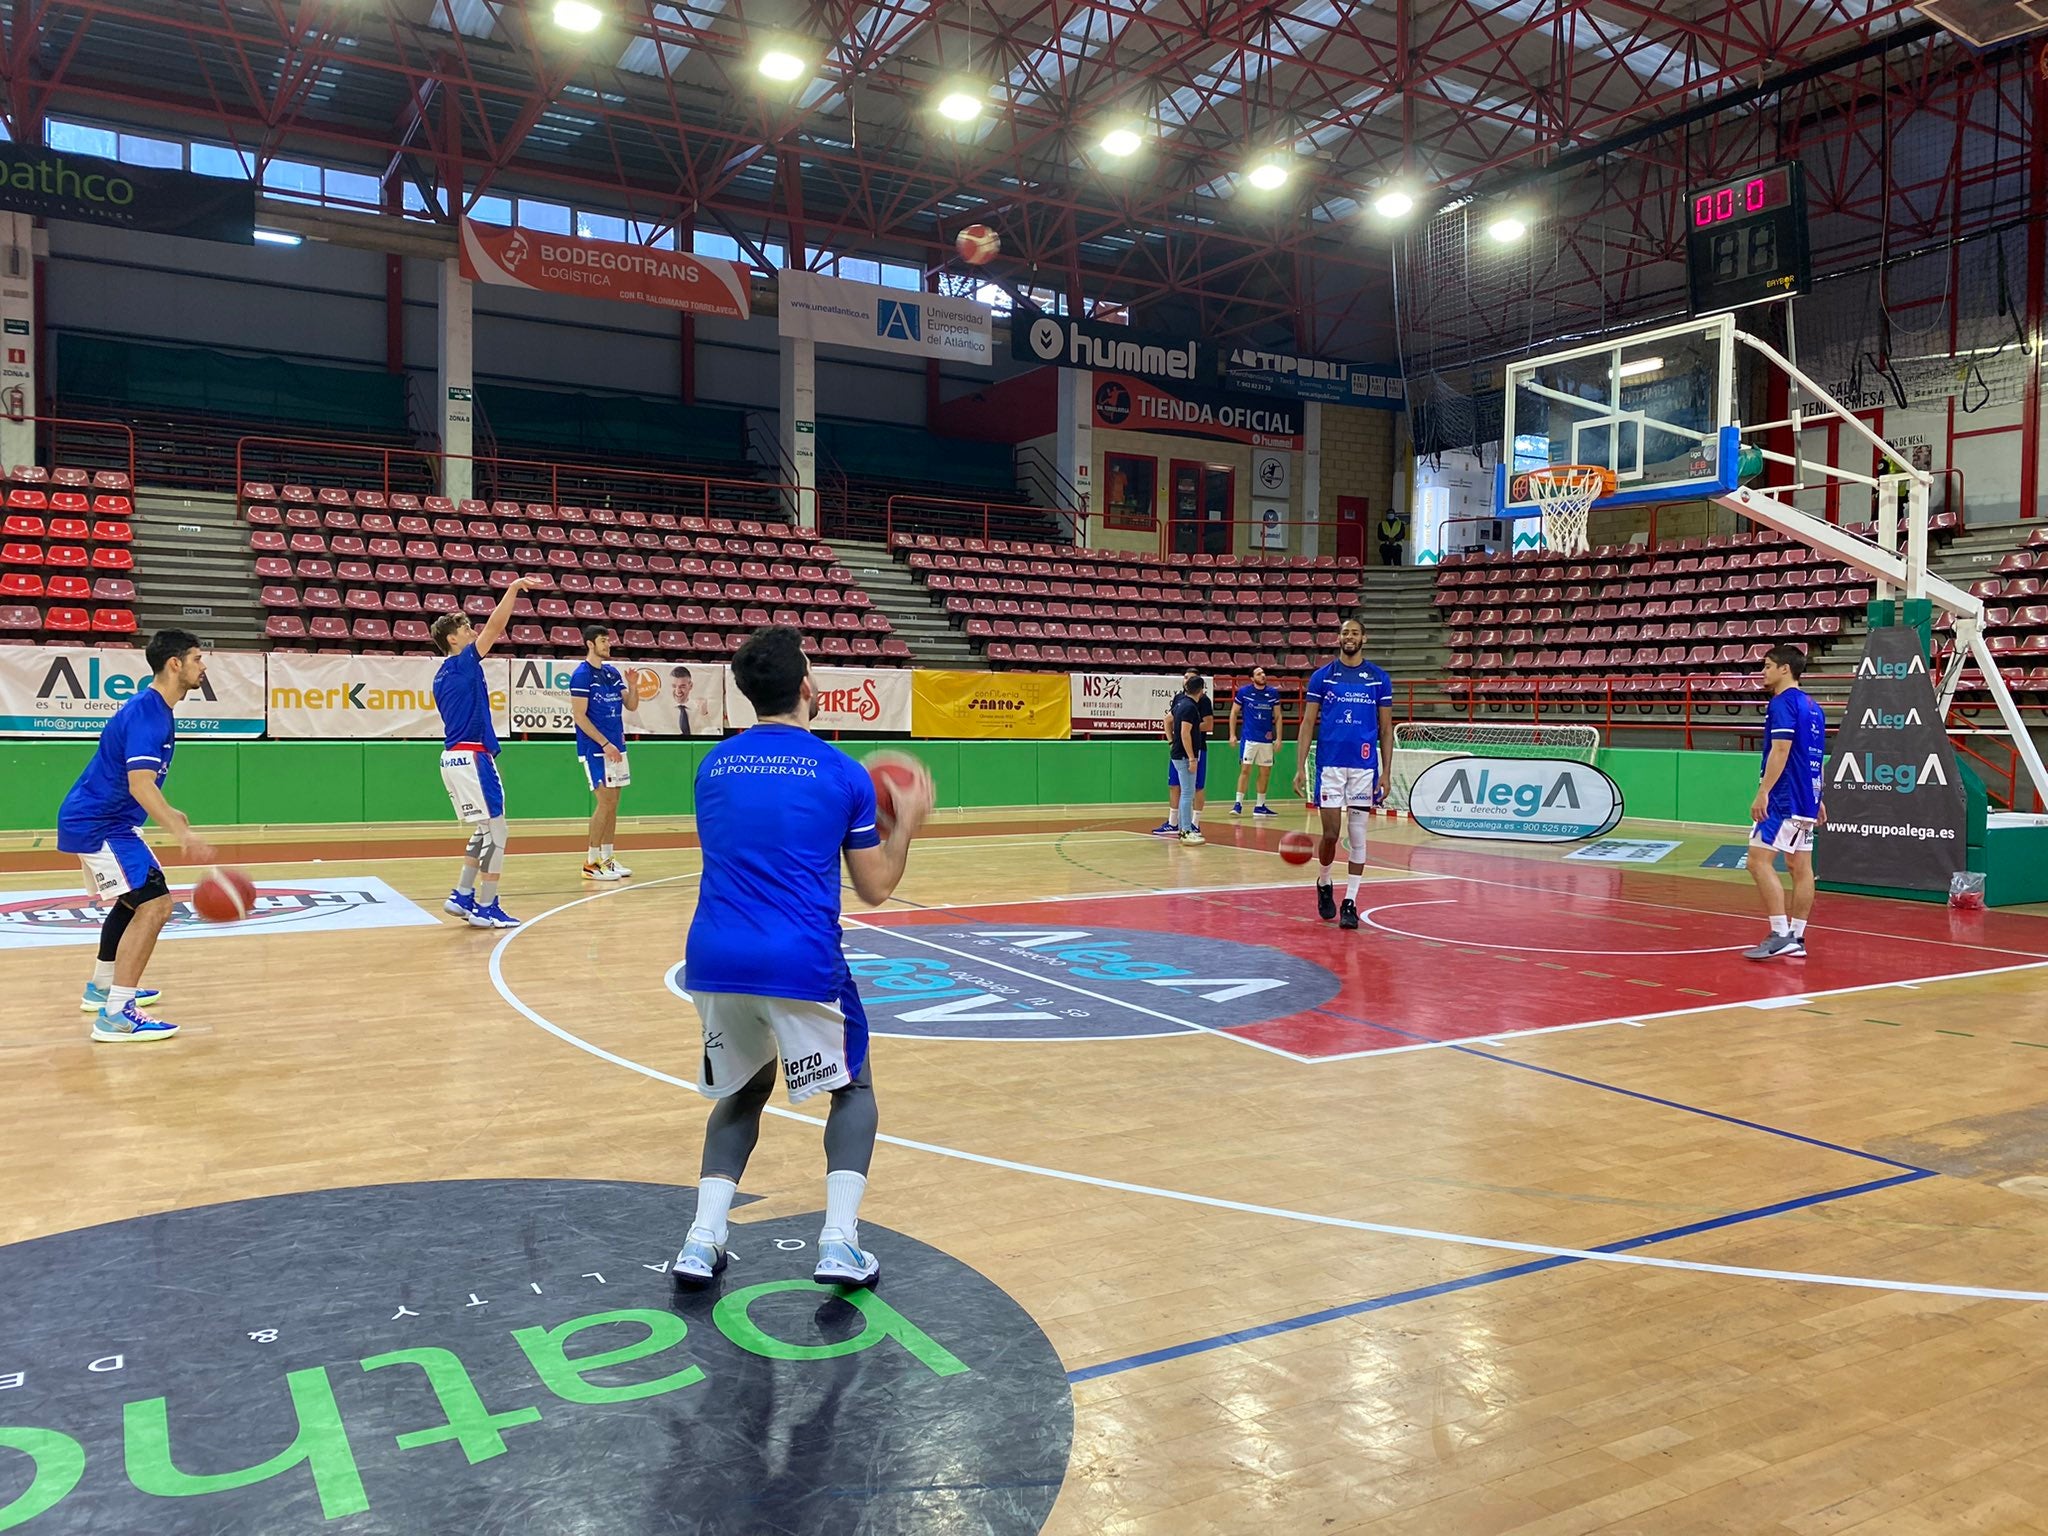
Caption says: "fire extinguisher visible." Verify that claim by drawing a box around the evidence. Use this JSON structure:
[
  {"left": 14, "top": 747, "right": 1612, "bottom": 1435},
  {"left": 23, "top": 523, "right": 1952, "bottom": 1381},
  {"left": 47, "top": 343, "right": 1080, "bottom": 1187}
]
[{"left": 1, "top": 385, "right": 24, "bottom": 421}]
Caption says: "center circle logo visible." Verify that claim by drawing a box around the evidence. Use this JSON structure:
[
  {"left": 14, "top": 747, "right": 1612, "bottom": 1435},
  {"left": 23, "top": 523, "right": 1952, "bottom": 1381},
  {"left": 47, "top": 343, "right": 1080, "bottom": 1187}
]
[
  {"left": 1027, "top": 317, "right": 1063, "bottom": 359},
  {"left": 1093, "top": 381, "right": 1131, "bottom": 426},
  {"left": 0, "top": 1180, "right": 1072, "bottom": 1534},
  {"left": 845, "top": 923, "right": 1342, "bottom": 1040}
]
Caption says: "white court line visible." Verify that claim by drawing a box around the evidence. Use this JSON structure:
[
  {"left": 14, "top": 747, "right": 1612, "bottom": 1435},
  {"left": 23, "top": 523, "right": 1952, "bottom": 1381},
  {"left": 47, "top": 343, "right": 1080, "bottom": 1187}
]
[
  {"left": 1358, "top": 897, "right": 1752, "bottom": 958},
  {"left": 486, "top": 887, "right": 2048, "bottom": 1305},
  {"left": 839, "top": 914, "right": 1315, "bottom": 1062},
  {"left": 881, "top": 873, "right": 1445, "bottom": 912}
]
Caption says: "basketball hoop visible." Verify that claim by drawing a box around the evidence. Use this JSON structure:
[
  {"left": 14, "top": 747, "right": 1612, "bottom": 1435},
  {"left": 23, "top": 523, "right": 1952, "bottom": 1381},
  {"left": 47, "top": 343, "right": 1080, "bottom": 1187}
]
[{"left": 1524, "top": 464, "right": 1616, "bottom": 556}]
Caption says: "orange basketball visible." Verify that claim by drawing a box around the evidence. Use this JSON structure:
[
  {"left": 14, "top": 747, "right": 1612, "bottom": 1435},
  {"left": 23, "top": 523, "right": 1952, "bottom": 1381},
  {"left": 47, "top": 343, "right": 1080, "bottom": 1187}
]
[
  {"left": 191, "top": 866, "right": 257, "bottom": 923},
  {"left": 1277, "top": 830, "right": 1317, "bottom": 866},
  {"left": 956, "top": 223, "right": 1001, "bottom": 265},
  {"left": 866, "top": 751, "right": 931, "bottom": 835}
]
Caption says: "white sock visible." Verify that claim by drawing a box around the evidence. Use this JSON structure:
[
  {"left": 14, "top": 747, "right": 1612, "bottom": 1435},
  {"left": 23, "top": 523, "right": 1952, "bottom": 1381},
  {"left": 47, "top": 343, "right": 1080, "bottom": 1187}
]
[
  {"left": 91, "top": 959, "right": 115, "bottom": 989},
  {"left": 1256, "top": 794, "right": 1267, "bottom": 807},
  {"left": 1770, "top": 915, "right": 1790, "bottom": 936},
  {"left": 457, "top": 866, "right": 477, "bottom": 895},
  {"left": 478, "top": 878, "right": 499, "bottom": 908},
  {"left": 1790, "top": 918, "right": 1807, "bottom": 938},
  {"left": 822, "top": 1169, "right": 868, "bottom": 1244},
  {"left": 689, "top": 1175, "right": 738, "bottom": 1245},
  {"left": 601, "top": 844, "right": 614, "bottom": 861},
  {"left": 587, "top": 846, "right": 601, "bottom": 864},
  {"left": 1345, "top": 875, "right": 1362, "bottom": 903},
  {"left": 1317, "top": 863, "right": 1334, "bottom": 885},
  {"left": 107, "top": 985, "right": 138, "bottom": 1012}
]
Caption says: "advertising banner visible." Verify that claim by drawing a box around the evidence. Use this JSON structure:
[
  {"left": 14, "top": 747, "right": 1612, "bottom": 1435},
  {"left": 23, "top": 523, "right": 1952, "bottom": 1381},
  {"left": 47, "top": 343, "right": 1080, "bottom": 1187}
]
[
  {"left": 268, "top": 654, "right": 508, "bottom": 740},
  {"left": 1091, "top": 373, "right": 1303, "bottom": 450},
  {"left": 460, "top": 221, "right": 752, "bottom": 319},
  {"left": 0, "top": 144, "right": 256, "bottom": 243},
  {"left": 778, "top": 271, "right": 992, "bottom": 366},
  {"left": 1219, "top": 346, "right": 1406, "bottom": 408},
  {"left": 913, "top": 671, "right": 1071, "bottom": 740},
  {"left": 1816, "top": 627, "right": 1967, "bottom": 891},
  {"left": 1407, "top": 757, "right": 1624, "bottom": 842},
  {"left": 505, "top": 655, "right": 727, "bottom": 737},
  {"left": 728, "top": 666, "right": 910, "bottom": 734},
  {"left": 1068, "top": 672, "right": 1214, "bottom": 735},
  {"left": 0, "top": 646, "right": 266, "bottom": 738},
  {"left": 0, "top": 876, "right": 437, "bottom": 950},
  {"left": 1013, "top": 307, "right": 1203, "bottom": 384}
]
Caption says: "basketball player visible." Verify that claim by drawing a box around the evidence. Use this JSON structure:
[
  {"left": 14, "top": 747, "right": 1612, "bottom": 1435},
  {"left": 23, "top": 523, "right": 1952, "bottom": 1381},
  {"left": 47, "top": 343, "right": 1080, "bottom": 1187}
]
[
  {"left": 1292, "top": 617, "right": 1395, "bottom": 931},
  {"left": 569, "top": 624, "right": 632, "bottom": 881},
  {"left": 1230, "top": 665, "right": 1283, "bottom": 815},
  {"left": 429, "top": 576, "right": 538, "bottom": 929},
  {"left": 57, "top": 629, "right": 214, "bottom": 1042},
  {"left": 673, "top": 626, "right": 932, "bottom": 1289},
  {"left": 1745, "top": 642, "right": 1828, "bottom": 961}
]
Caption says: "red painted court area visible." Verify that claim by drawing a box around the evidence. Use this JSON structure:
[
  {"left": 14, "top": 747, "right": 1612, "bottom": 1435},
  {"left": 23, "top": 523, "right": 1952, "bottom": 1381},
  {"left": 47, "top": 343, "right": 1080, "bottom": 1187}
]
[{"left": 870, "top": 848, "right": 2048, "bottom": 1059}]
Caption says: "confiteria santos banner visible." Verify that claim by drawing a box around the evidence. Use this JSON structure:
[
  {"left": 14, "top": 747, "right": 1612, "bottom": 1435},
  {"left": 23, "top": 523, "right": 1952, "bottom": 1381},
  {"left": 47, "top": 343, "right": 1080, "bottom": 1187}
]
[
  {"left": 0, "top": 646, "right": 265, "bottom": 737},
  {"left": 267, "top": 654, "right": 509, "bottom": 740},
  {"left": 459, "top": 220, "right": 753, "bottom": 320},
  {"left": 911, "top": 672, "right": 1070, "bottom": 740}
]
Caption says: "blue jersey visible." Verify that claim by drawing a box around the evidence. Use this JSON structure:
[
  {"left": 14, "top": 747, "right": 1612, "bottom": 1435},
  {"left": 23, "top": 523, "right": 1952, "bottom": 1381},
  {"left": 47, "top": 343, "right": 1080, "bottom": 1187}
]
[
  {"left": 684, "top": 725, "right": 882, "bottom": 1003},
  {"left": 570, "top": 660, "right": 626, "bottom": 753},
  {"left": 1234, "top": 683, "right": 1281, "bottom": 744},
  {"left": 57, "top": 687, "right": 176, "bottom": 836},
  {"left": 433, "top": 643, "right": 499, "bottom": 753},
  {"left": 1764, "top": 686, "right": 1827, "bottom": 820},
  {"left": 1305, "top": 658, "right": 1394, "bottom": 770}
]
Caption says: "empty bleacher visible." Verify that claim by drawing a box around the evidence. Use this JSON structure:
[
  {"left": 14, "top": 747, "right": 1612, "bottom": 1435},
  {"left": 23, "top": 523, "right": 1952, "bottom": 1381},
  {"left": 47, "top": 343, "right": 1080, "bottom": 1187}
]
[
  {"left": 892, "top": 530, "right": 1363, "bottom": 673},
  {"left": 0, "top": 465, "right": 141, "bottom": 643},
  {"left": 243, "top": 482, "right": 909, "bottom": 663}
]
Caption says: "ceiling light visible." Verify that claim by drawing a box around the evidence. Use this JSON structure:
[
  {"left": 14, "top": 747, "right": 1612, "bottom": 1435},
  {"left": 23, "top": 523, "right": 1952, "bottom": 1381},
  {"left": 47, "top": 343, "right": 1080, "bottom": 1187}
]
[
  {"left": 253, "top": 228, "right": 303, "bottom": 246},
  {"left": 553, "top": 0, "right": 601, "bottom": 32},
  {"left": 937, "top": 89, "right": 985, "bottom": 122},
  {"left": 1371, "top": 187, "right": 1414, "bottom": 219},
  {"left": 757, "top": 49, "right": 807, "bottom": 81},
  {"left": 1247, "top": 160, "right": 1289, "bottom": 191},
  {"left": 1618, "top": 355, "right": 1665, "bottom": 379},
  {"left": 1485, "top": 214, "right": 1527, "bottom": 244},
  {"left": 1100, "top": 127, "right": 1143, "bottom": 158}
]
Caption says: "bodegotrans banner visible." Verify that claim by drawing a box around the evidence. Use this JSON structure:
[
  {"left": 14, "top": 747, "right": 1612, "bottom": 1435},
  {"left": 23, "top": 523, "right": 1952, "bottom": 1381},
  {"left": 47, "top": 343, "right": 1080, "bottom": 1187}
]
[
  {"left": 912, "top": 671, "right": 1070, "bottom": 740},
  {"left": 0, "top": 646, "right": 266, "bottom": 737},
  {"left": 1816, "top": 626, "right": 1967, "bottom": 892},
  {"left": 459, "top": 221, "right": 753, "bottom": 320}
]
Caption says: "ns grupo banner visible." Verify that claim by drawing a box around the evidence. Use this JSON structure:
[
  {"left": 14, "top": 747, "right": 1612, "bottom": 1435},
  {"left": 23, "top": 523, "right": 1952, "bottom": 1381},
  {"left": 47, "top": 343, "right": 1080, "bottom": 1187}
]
[{"left": 911, "top": 671, "right": 1070, "bottom": 740}]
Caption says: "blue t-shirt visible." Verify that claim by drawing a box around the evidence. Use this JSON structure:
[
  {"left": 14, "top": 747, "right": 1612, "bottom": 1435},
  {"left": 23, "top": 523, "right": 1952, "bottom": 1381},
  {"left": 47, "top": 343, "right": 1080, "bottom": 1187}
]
[
  {"left": 1234, "top": 683, "right": 1281, "bottom": 744},
  {"left": 684, "top": 725, "right": 883, "bottom": 1003},
  {"left": 570, "top": 661, "right": 626, "bottom": 753},
  {"left": 1764, "top": 686, "right": 1827, "bottom": 820},
  {"left": 58, "top": 687, "right": 176, "bottom": 835},
  {"left": 434, "top": 644, "right": 499, "bottom": 753},
  {"left": 1305, "top": 658, "right": 1395, "bottom": 770}
]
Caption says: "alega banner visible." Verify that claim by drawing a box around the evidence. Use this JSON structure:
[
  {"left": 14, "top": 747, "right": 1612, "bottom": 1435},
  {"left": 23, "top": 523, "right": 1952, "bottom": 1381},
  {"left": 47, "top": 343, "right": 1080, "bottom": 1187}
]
[
  {"left": 0, "top": 645, "right": 266, "bottom": 737},
  {"left": 268, "top": 654, "right": 507, "bottom": 739},
  {"left": 506, "top": 655, "right": 727, "bottom": 737},
  {"left": 912, "top": 671, "right": 1070, "bottom": 740}
]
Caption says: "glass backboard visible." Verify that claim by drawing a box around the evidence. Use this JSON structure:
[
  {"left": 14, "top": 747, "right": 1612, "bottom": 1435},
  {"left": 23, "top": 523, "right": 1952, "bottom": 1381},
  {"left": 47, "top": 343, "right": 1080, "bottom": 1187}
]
[{"left": 1496, "top": 314, "right": 1739, "bottom": 514}]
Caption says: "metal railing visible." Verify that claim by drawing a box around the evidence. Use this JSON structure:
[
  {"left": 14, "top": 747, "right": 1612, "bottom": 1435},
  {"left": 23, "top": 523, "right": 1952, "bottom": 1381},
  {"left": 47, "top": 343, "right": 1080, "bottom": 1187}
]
[
  {"left": 884, "top": 493, "right": 1077, "bottom": 549},
  {"left": 0, "top": 412, "right": 137, "bottom": 486}
]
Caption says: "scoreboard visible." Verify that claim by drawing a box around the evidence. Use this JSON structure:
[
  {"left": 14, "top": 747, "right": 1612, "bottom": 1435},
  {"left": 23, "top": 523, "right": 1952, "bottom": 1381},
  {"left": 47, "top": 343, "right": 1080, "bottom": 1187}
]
[{"left": 1685, "top": 163, "right": 1811, "bottom": 315}]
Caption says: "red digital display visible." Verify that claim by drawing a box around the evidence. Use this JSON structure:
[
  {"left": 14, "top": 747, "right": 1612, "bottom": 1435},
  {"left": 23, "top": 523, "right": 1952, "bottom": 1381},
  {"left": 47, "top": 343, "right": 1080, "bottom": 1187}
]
[{"left": 1691, "top": 167, "right": 1793, "bottom": 229}]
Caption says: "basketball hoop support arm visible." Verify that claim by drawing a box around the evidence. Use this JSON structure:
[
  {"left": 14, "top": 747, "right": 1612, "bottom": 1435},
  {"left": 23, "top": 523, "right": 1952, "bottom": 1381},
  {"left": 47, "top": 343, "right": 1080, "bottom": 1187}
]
[{"left": 1723, "top": 328, "right": 2048, "bottom": 809}]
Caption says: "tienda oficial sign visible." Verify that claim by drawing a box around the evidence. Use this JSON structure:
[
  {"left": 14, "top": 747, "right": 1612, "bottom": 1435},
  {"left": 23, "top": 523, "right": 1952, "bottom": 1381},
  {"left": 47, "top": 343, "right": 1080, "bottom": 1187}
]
[{"left": 460, "top": 220, "right": 752, "bottom": 320}]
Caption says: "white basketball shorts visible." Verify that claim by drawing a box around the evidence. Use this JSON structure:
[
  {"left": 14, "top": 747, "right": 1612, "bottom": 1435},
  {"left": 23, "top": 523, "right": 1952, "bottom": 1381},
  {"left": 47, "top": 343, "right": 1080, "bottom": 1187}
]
[
  {"left": 1240, "top": 740, "right": 1275, "bottom": 768},
  {"left": 689, "top": 990, "right": 866, "bottom": 1104},
  {"left": 439, "top": 749, "right": 504, "bottom": 825},
  {"left": 1750, "top": 814, "right": 1816, "bottom": 856},
  {"left": 1317, "top": 765, "right": 1378, "bottom": 810}
]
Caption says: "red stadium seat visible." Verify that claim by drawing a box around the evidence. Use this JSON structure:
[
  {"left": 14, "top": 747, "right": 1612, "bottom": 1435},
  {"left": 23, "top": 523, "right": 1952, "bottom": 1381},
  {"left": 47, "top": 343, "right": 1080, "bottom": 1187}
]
[
  {"left": 90, "top": 608, "right": 136, "bottom": 636},
  {"left": 0, "top": 570, "right": 40, "bottom": 599},
  {"left": 0, "top": 603, "right": 41, "bottom": 637},
  {"left": 43, "top": 605, "right": 89, "bottom": 635}
]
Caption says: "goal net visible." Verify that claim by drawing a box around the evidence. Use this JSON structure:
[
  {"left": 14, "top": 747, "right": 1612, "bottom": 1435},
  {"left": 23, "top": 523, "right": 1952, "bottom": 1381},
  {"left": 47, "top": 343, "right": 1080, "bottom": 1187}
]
[{"left": 1386, "top": 722, "right": 1602, "bottom": 811}]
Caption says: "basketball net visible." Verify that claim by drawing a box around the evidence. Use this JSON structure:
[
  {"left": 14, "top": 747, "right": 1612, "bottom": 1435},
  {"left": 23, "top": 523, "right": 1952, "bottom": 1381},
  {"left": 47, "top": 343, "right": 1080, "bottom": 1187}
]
[{"left": 1525, "top": 465, "right": 1616, "bottom": 557}]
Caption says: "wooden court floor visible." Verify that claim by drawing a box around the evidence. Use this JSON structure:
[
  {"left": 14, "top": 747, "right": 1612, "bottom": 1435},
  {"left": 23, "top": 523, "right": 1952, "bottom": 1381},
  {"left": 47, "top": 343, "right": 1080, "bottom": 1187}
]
[{"left": 8, "top": 807, "right": 2048, "bottom": 1534}]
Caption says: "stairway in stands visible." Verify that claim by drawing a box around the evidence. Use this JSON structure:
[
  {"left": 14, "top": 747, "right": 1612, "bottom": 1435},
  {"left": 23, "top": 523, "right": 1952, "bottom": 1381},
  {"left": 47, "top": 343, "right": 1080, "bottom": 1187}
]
[
  {"left": 133, "top": 490, "right": 264, "bottom": 648},
  {"left": 833, "top": 537, "right": 979, "bottom": 668},
  {"left": 1354, "top": 567, "right": 1446, "bottom": 687}
]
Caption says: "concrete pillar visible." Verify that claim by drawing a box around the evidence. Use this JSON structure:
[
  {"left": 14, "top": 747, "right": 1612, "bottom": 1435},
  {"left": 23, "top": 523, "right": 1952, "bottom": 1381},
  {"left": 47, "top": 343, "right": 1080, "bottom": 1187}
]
[
  {"left": 1300, "top": 401, "right": 1323, "bottom": 557},
  {"left": 1055, "top": 367, "right": 1092, "bottom": 545},
  {"left": 0, "top": 213, "right": 37, "bottom": 475},
  {"left": 437, "top": 257, "right": 474, "bottom": 503},
  {"left": 779, "top": 334, "right": 817, "bottom": 529}
]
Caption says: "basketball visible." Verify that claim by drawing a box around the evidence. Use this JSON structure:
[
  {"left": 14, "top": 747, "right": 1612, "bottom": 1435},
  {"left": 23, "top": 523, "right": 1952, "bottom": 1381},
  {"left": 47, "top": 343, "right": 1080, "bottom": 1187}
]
[
  {"left": 1277, "top": 830, "right": 1316, "bottom": 865},
  {"left": 866, "top": 750, "right": 933, "bottom": 835},
  {"left": 956, "top": 223, "right": 1001, "bottom": 266},
  {"left": 191, "top": 866, "right": 257, "bottom": 923}
]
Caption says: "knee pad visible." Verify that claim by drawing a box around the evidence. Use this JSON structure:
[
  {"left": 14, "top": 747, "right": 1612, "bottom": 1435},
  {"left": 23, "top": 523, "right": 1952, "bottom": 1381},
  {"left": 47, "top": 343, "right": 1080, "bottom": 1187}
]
[
  {"left": 1345, "top": 816, "right": 1370, "bottom": 864},
  {"left": 120, "top": 866, "right": 171, "bottom": 908},
  {"left": 478, "top": 816, "right": 508, "bottom": 875},
  {"left": 464, "top": 826, "right": 487, "bottom": 862}
]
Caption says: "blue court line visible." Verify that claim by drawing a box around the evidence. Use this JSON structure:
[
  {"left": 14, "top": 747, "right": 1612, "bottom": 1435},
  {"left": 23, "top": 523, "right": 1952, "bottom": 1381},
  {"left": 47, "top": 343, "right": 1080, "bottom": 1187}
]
[
  {"left": 1066, "top": 1168, "right": 1934, "bottom": 1383},
  {"left": 1312, "top": 1006, "right": 1931, "bottom": 1175}
]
